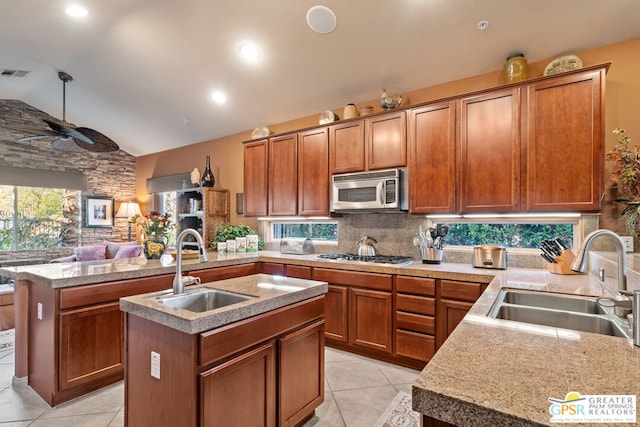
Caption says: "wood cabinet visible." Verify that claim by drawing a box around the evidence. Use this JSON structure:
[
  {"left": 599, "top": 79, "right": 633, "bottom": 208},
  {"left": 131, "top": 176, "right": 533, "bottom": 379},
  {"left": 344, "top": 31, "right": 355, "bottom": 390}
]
[
  {"left": 244, "top": 139, "right": 269, "bottom": 217},
  {"left": 260, "top": 262, "right": 312, "bottom": 279},
  {"left": 408, "top": 102, "right": 456, "bottom": 214},
  {"left": 436, "top": 279, "right": 486, "bottom": 349},
  {"left": 525, "top": 68, "right": 605, "bottom": 212},
  {"left": 191, "top": 263, "right": 257, "bottom": 283},
  {"left": 366, "top": 111, "right": 407, "bottom": 170},
  {"left": 269, "top": 134, "right": 298, "bottom": 215},
  {"left": 395, "top": 276, "right": 436, "bottom": 365},
  {"left": 459, "top": 88, "right": 521, "bottom": 213},
  {"left": 298, "top": 128, "right": 330, "bottom": 216},
  {"left": 313, "top": 268, "right": 392, "bottom": 354},
  {"left": 125, "top": 295, "right": 325, "bottom": 427},
  {"left": 329, "top": 120, "right": 365, "bottom": 173},
  {"left": 176, "top": 187, "right": 230, "bottom": 249}
]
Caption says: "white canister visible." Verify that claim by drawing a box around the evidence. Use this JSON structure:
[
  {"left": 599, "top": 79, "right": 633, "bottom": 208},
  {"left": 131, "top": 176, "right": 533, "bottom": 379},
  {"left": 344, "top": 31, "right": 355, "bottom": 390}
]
[
  {"left": 217, "top": 241, "right": 227, "bottom": 253},
  {"left": 226, "top": 239, "right": 237, "bottom": 253},
  {"left": 247, "top": 235, "right": 259, "bottom": 252},
  {"left": 236, "top": 236, "right": 247, "bottom": 253}
]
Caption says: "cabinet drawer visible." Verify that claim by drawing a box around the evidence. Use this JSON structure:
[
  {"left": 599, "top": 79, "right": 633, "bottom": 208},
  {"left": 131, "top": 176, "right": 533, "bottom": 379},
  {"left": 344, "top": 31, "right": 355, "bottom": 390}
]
[
  {"left": 193, "top": 263, "right": 257, "bottom": 283},
  {"left": 396, "top": 276, "right": 435, "bottom": 296},
  {"left": 313, "top": 268, "right": 392, "bottom": 291},
  {"left": 285, "top": 265, "right": 312, "bottom": 280},
  {"left": 396, "top": 294, "right": 435, "bottom": 315},
  {"left": 440, "top": 280, "right": 485, "bottom": 302},
  {"left": 262, "top": 262, "right": 285, "bottom": 275},
  {"left": 395, "top": 330, "right": 435, "bottom": 362},
  {"left": 396, "top": 311, "right": 434, "bottom": 335}
]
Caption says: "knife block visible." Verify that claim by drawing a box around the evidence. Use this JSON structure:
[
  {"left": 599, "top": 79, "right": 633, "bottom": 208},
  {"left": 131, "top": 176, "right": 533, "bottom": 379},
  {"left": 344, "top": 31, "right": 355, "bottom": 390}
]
[{"left": 548, "top": 249, "right": 579, "bottom": 275}]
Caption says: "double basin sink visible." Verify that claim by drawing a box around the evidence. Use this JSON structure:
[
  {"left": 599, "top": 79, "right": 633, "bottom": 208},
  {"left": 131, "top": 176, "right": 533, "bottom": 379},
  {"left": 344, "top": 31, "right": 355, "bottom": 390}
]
[
  {"left": 487, "top": 288, "right": 632, "bottom": 338},
  {"left": 147, "top": 288, "right": 254, "bottom": 313}
]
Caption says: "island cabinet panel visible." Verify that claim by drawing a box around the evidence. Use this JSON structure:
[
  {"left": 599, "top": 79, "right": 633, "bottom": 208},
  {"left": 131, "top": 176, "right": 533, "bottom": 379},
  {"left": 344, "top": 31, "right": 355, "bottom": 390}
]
[
  {"left": 59, "top": 302, "right": 123, "bottom": 391},
  {"left": 269, "top": 134, "right": 298, "bottom": 215},
  {"left": 395, "top": 276, "right": 436, "bottom": 365},
  {"left": 298, "top": 128, "right": 330, "bottom": 216},
  {"left": 408, "top": 102, "right": 457, "bottom": 214},
  {"left": 278, "top": 320, "right": 325, "bottom": 427},
  {"left": 244, "top": 139, "right": 269, "bottom": 217},
  {"left": 313, "top": 268, "right": 393, "bottom": 356},
  {"left": 200, "top": 343, "right": 276, "bottom": 427},
  {"left": 525, "top": 69, "right": 604, "bottom": 212},
  {"left": 436, "top": 280, "right": 487, "bottom": 349},
  {"left": 366, "top": 111, "right": 407, "bottom": 170},
  {"left": 329, "top": 120, "right": 366, "bottom": 173},
  {"left": 459, "top": 88, "right": 521, "bottom": 213},
  {"left": 191, "top": 263, "right": 257, "bottom": 284}
]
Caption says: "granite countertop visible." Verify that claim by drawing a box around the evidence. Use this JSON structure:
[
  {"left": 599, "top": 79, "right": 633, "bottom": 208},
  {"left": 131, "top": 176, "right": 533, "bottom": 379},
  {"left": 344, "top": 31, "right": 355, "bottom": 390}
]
[
  {"left": 412, "top": 260, "right": 640, "bottom": 427},
  {"left": 120, "top": 273, "right": 328, "bottom": 334}
]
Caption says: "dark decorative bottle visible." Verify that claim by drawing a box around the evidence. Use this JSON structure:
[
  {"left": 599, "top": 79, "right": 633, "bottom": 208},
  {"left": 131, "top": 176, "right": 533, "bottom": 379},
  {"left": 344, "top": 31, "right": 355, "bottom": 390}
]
[{"left": 201, "top": 155, "right": 215, "bottom": 187}]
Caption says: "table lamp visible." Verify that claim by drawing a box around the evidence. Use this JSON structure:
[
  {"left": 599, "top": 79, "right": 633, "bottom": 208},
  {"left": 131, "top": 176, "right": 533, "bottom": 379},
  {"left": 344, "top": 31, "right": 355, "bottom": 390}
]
[{"left": 116, "top": 202, "right": 142, "bottom": 241}]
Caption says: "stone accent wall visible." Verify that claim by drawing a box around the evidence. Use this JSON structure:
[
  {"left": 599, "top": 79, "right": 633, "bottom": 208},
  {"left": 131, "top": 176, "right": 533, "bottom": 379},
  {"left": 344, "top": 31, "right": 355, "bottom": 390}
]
[{"left": 0, "top": 99, "right": 136, "bottom": 262}]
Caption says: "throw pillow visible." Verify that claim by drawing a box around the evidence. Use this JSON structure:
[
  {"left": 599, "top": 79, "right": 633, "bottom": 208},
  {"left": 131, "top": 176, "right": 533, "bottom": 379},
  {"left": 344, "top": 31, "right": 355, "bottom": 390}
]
[
  {"left": 74, "top": 245, "right": 106, "bottom": 262},
  {"left": 113, "top": 245, "right": 142, "bottom": 259},
  {"left": 105, "top": 241, "right": 136, "bottom": 259}
]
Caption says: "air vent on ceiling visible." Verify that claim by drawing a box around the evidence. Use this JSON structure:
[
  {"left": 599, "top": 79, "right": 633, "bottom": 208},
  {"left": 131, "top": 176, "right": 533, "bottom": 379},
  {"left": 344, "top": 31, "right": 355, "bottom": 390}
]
[{"left": 1, "top": 69, "right": 30, "bottom": 77}]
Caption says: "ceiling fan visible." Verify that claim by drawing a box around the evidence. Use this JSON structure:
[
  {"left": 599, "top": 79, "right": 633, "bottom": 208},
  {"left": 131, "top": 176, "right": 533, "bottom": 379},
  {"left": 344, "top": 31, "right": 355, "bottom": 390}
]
[{"left": 8, "top": 71, "right": 119, "bottom": 153}]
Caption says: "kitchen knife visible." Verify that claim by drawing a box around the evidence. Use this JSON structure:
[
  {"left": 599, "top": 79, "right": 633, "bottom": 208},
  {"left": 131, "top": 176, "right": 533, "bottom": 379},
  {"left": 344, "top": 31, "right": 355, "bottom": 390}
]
[
  {"left": 554, "top": 237, "right": 569, "bottom": 251},
  {"left": 540, "top": 244, "right": 558, "bottom": 260},
  {"left": 540, "top": 253, "right": 556, "bottom": 263},
  {"left": 541, "top": 240, "right": 561, "bottom": 257}
]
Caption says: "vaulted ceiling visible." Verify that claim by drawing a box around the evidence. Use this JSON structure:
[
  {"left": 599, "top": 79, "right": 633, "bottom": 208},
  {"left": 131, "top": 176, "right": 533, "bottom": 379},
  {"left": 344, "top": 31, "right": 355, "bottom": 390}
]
[{"left": 1, "top": 1, "right": 639, "bottom": 156}]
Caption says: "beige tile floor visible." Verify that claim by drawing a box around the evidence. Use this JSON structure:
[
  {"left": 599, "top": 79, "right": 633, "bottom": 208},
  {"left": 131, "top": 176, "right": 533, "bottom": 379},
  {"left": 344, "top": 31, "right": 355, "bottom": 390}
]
[{"left": 0, "top": 330, "right": 421, "bottom": 426}]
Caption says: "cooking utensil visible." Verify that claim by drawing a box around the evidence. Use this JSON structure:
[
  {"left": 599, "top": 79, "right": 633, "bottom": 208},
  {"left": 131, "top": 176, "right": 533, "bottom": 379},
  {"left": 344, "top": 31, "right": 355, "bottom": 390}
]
[{"left": 358, "top": 236, "right": 378, "bottom": 256}]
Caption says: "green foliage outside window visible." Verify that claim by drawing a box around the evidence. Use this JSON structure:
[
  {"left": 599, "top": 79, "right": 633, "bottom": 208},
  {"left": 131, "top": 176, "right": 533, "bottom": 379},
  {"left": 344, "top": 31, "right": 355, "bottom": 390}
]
[
  {"left": 271, "top": 223, "right": 338, "bottom": 241},
  {"left": 445, "top": 223, "right": 574, "bottom": 249}
]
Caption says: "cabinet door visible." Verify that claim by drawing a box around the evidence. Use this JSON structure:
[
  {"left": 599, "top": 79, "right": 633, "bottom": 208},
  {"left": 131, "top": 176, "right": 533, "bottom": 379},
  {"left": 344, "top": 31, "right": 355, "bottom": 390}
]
[
  {"left": 436, "top": 299, "right": 473, "bottom": 349},
  {"left": 366, "top": 111, "right": 407, "bottom": 170},
  {"left": 200, "top": 343, "right": 276, "bottom": 427},
  {"left": 350, "top": 288, "right": 392, "bottom": 353},
  {"left": 329, "top": 120, "right": 365, "bottom": 173},
  {"left": 298, "top": 128, "right": 330, "bottom": 216},
  {"left": 525, "top": 69, "right": 604, "bottom": 211},
  {"left": 324, "top": 285, "right": 348, "bottom": 342},
  {"left": 59, "top": 302, "right": 124, "bottom": 391},
  {"left": 409, "top": 102, "right": 456, "bottom": 214},
  {"left": 269, "top": 134, "right": 298, "bottom": 215},
  {"left": 459, "top": 89, "right": 521, "bottom": 213},
  {"left": 261, "top": 262, "right": 285, "bottom": 276},
  {"left": 278, "top": 320, "right": 325, "bottom": 427},
  {"left": 244, "top": 140, "right": 269, "bottom": 216}
]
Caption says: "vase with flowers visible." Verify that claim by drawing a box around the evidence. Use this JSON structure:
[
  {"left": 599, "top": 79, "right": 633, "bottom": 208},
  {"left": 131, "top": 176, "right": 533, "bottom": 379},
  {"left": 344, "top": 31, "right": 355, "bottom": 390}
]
[
  {"left": 605, "top": 128, "right": 640, "bottom": 236},
  {"left": 132, "top": 212, "right": 175, "bottom": 259}
]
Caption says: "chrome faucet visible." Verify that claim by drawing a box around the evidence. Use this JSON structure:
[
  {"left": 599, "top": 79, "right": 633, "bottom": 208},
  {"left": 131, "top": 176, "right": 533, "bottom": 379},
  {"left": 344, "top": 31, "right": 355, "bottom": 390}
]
[
  {"left": 173, "top": 228, "right": 209, "bottom": 294},
  {"left": 570, "top": 229, "right": 627, "bottom": 293}
]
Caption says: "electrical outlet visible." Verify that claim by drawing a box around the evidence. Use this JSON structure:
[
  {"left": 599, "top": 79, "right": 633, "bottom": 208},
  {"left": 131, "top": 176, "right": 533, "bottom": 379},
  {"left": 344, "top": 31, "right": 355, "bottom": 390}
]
[
  {"left": 622, "top": 236, "right": 634, "bottom": 252},
  {"left": 151, "top": 351, "right": 160, "bottom": 379},
  {"left": 37, "top": 303, "right": 42, "bottom": 320}
]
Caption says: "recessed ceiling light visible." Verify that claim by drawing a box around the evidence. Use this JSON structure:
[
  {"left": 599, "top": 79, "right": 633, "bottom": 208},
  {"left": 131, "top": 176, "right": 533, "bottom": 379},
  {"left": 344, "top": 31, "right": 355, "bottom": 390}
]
[
  {"left": 239, "top": 43, "right": 261, "bottom": 62},
  {"left": 477, "top": 20, "right": 489, "bottom": 30},
  {"left": 65, "top": 4, "right": 88, "bottom": 17},
  {"left": 306, "top": 6, "right": 337, "bottom": 34},
  {"left": 211, "top": 90, "right": 227, "bottom": 105}
]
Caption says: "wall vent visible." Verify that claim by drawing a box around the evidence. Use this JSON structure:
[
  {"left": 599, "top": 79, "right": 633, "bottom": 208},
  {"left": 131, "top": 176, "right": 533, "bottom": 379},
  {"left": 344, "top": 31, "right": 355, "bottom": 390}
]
[{"left": 1, "top": 69, "right": 30, "bottom": 77}]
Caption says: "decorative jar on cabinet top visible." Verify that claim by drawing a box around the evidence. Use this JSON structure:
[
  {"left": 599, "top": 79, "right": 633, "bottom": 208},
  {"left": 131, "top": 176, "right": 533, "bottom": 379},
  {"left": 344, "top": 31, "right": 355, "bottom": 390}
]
[{"left": 503, "top": 53, "right": 528, "bottom": 83}]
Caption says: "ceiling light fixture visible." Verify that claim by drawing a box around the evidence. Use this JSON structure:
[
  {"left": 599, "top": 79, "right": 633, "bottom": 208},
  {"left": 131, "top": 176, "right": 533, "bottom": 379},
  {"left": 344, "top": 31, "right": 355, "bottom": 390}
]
[
  {"left": 65, "top": 4, "right": 88, "bottom": 17},
  {"left": 211, "top": 90, "right": 227, "bottom": 105},
  {"left": 306, "top": 6, "right": 337, "bottom": 34},
  {"left": 477, "top": 20, "right": 489, "bottom": 30},
  {"left": 239, "top": 43, "right": 261, "bottom": 62}
]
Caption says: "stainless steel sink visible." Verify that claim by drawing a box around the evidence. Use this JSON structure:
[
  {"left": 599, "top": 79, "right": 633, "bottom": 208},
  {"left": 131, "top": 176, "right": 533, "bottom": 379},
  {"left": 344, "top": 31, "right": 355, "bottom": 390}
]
[
  {"left": 150, "top": 289, "right": 254, "bottom": 313},
  {"left": 488, "top": 288, "right": 631, "bottom": 338}
]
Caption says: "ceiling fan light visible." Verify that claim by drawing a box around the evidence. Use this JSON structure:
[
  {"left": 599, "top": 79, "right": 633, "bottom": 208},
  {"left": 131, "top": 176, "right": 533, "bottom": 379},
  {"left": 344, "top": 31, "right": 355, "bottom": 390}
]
[
  {"left": 239, "top": 43, "right": 261, "bottom": 62},
  {"left": 211, "top": 90, "right": 227, "bottom": 105},
  {"left": 65, "top": 4, "right": 88, "bottom": 18}
]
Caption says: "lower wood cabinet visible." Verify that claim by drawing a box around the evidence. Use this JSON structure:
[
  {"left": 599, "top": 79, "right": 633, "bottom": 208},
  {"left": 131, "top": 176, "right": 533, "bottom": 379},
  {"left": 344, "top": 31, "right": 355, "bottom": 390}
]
[
  {"left": 350, "top": 288, "right": 392, "bottom": 353},
  {"left": 436, "top": 279, "right": 487, "bottom": 349},
  {"left": 324, "top": 285, "right": 348, "bottom": 342},
  {"left": 260, "top": 262, "right": 312, "bottom": 279},
  {"left": 395, "top": 276, "right": 436, "bottom": 365}
]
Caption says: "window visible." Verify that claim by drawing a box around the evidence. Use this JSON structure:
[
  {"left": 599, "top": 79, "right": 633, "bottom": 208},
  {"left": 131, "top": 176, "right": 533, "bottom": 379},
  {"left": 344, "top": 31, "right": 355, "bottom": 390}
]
[
  {"left": 156, "top": 191, "right": 177, "bottom": 245},
  {"left": 0, "top": 185, "right": 78, "bottom": 250},
  {"left": 429, "top": 216, "right": 579, "bottom": 250},
  {"left": 270, "top": 221, "right": 338, "bottom": 242}
]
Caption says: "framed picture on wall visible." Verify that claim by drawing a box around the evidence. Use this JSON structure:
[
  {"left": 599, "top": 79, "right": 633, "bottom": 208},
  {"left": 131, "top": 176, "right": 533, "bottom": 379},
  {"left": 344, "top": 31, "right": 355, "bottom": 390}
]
[{"left": 86, "top": 196, "right": 114, "bottom": 228}]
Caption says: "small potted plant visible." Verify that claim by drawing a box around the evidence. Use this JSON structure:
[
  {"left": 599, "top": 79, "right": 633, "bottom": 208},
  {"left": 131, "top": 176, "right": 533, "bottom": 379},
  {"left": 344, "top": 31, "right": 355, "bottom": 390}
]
[
  {"left": 606, "top": 128, "right": 640, "bottom": 235},
  {"left": 210, "top": 223, "right": 263, "bottom": 250}
]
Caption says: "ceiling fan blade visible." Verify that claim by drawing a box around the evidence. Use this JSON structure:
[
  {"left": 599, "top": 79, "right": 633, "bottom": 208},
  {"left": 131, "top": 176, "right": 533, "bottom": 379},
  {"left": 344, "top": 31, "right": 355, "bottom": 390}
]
[
  {"left": 50, "top": 138, "right": 85, "bottom": 153},
  {"left": 73, "top": 127, "right": 120, "bottom": 152}
]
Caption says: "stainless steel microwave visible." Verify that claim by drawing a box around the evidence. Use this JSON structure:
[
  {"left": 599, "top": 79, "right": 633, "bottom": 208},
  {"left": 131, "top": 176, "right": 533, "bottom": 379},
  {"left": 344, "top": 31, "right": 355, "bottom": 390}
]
[{"left": 331, "top": 168, "right": 408, "bottom": 213}]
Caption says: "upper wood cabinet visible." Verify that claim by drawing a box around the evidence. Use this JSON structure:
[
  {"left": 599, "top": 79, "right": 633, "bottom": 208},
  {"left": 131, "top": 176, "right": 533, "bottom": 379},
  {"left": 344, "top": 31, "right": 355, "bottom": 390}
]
[
  {"left": 298, "top": 128, "right": 330, "bottom": 216},
  {"left": 243, "top": 140, "right": 268, "bottom": 217},
  {"left": 459, "top": 88, "right": 521, "bottom": 213},
  {"left": 329, "top": 120, "right": 366, "bottom": 173},
  {"left": 525, "top": 69, "right": 605, "bottom": 212},
  {"left": 269, "top": 134, "right": 298, "bottom": 215},
  {"left": 408, "top": 102, "right": 456, "bottom": 214},
  {"left": 366, "top": 111, "right": 407, "bottom": 170}
]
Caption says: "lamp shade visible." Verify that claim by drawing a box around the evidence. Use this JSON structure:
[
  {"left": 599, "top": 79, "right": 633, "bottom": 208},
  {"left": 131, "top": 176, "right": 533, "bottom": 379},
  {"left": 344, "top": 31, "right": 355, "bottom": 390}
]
[{"left": 116, "top": 202, "right": 142, "bottom": 220}]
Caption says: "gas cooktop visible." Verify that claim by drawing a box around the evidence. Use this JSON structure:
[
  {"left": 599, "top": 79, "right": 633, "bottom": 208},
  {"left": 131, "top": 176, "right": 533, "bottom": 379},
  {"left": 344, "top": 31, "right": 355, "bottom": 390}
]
[{"left": 317, "top": 253, "right": 414, "bottom": 266}]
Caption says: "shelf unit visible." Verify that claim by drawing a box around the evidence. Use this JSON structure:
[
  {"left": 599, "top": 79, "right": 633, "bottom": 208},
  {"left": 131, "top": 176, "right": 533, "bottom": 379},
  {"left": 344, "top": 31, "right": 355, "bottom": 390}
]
[{"left": 176, "top": 187, "right": 230, "bottom": 249}]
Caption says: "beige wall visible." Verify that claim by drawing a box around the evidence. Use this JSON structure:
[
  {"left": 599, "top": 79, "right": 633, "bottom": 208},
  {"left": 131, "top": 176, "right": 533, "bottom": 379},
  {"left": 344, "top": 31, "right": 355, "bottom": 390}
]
[{"left": 136, "top": 37, "right": 640, "bottom": 234}]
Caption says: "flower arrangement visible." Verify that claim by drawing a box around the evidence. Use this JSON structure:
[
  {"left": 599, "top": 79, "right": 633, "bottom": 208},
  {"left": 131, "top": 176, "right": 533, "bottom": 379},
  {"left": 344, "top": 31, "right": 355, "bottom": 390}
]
[
  {"left": 132, "top": 212, "right": 174, "bottom": 239},
  {"left": 605, "top": 128, "right": 640, "bottom": 234}
]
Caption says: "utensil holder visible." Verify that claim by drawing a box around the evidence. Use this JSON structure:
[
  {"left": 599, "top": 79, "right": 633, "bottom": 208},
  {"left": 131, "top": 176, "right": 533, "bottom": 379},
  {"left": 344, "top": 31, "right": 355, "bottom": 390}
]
[
  {"left": 548, "top": 249, "right": 578, "bottom": 275},
  {"left": 421, "top": 247, "right": 443, "bottom": 264}
]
